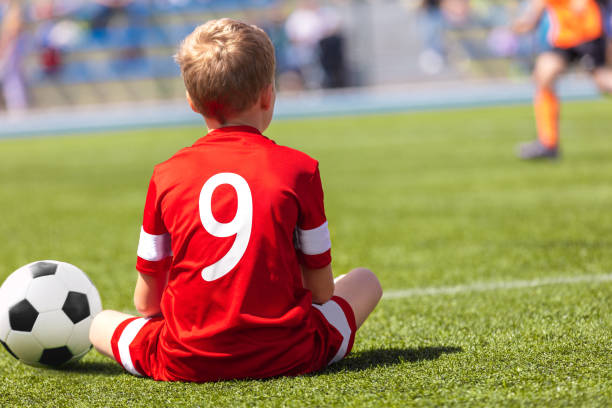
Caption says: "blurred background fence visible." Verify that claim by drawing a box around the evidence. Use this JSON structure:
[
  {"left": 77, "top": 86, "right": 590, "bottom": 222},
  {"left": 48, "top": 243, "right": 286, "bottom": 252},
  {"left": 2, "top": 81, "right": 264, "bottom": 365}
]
[{"left": 0, "top": 0, "right": 587, "bottom": 111}]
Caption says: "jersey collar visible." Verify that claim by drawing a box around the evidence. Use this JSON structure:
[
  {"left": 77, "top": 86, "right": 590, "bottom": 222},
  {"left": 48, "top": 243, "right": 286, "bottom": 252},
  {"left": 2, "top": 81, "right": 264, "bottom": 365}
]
[
  {"left": 207, "top": 125, "right": 263, "bottom": 137},
  {"left": 195, "top": 126, "right": 269, "bottom": 147}
]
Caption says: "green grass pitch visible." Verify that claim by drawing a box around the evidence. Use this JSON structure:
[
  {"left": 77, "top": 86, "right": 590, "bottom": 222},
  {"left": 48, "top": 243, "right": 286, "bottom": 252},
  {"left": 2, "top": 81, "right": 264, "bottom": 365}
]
[{"left": 0, "top": 100, "right": 611, "bottom": 407}]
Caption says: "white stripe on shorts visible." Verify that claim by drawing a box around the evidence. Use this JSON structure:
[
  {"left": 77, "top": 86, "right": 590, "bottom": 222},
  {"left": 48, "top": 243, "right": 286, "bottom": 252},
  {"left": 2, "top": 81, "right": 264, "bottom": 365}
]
[
  {"left": 313, "top": 299, "right": 352, "bottom": 365},
  {"left": 118, "top": 317, "right": 149, "bottom": 376}
]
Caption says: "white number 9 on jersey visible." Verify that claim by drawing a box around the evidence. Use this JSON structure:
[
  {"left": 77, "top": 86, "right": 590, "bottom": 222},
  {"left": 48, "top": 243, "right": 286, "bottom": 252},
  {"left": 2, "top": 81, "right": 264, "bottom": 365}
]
[{"left": 199, "top": 173, "right": 252, "bottom": 281}]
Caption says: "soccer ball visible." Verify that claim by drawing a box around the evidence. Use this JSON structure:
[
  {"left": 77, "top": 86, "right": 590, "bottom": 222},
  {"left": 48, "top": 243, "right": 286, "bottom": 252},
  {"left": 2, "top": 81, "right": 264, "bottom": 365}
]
[{"left": 0, "top": 260, "right": 102, "bottom": 368}]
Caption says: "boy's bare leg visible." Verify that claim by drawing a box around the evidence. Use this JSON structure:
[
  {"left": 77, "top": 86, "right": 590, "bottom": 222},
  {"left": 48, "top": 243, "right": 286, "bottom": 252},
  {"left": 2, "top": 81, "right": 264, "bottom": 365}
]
[
  {"left": 89, "top": 310, "right": 137, "bottom": 359},
  {"left": 333, "top": 268, "right": 382, "bottom": 329}
]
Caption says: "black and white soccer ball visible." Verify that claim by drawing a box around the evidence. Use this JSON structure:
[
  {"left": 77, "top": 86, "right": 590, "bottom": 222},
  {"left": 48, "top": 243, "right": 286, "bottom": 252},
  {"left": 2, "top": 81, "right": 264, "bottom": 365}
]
[{"left": 0, "top": 260, "right": 102, "bottom": 368}]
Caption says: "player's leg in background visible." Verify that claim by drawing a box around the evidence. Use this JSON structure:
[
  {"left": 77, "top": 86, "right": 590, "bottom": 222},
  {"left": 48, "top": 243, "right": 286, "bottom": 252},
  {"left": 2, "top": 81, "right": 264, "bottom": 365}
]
[
  {"left": 89, "top": 310, "right": 137, "bottom": 359},
  {"left": 533, "top": 52, "right": 565, "bottom": 148},
  {"left": 333, "top": 268, "right": 382, "bottom": 329},
  {"left": 519, "top": 52, "right": 567, "bottom": 159},
  {"left": 586, "top": 35, "right": 612, "bottom": 93},
  {"left": 592, "top": 67, "right": 612, "bottom": 93},
  {"left": 518, "top": 52, "right": 567, "bottom": 160}
]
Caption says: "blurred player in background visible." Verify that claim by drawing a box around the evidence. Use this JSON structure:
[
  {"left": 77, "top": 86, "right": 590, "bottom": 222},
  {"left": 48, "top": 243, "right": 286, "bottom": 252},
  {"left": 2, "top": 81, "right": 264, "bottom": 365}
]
[
  {"left": 513, "top": 0, "right": 612, "bottom": 159},
  {"left": 0, "top": 0, "right": 27, "bottom": 113}
]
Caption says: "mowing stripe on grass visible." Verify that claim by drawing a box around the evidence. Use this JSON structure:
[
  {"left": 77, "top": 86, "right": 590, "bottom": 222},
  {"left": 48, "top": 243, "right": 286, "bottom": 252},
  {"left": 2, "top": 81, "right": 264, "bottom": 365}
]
[{"left": 383, "top": 273, "right": 612, "bottom": 300}]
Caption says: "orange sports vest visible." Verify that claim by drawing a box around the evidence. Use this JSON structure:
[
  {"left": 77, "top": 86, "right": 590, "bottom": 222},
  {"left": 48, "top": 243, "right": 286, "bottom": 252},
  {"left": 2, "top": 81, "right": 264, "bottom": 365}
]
[{"left": 546, "top": 0, "right": 603, "bottom": 48}]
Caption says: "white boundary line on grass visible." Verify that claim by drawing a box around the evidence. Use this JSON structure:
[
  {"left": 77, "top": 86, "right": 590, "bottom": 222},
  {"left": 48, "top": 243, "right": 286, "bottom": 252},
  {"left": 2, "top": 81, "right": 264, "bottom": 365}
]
[{"left": 383, "top": 273, "right": 612, "bottom": 300}]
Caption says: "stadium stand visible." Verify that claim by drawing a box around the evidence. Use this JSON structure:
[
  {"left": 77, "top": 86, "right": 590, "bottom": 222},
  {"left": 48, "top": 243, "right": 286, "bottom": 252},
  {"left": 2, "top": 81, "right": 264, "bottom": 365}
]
[
  {"left": 9, "top": 0, "right": 607, "bottom": 110},
  {"left": 25, "top": 0, "right": 274, "bottom": 106}
]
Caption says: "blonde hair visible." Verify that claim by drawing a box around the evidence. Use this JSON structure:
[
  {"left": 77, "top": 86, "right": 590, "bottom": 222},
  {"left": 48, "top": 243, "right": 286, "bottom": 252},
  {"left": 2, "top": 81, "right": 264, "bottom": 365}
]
[{"left": 175, "top": 18, "right": 275, "bottom": 123}]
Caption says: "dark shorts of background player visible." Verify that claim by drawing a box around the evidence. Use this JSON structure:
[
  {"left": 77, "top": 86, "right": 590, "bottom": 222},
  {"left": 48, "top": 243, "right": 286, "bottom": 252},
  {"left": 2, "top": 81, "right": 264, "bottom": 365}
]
[{"left": 551, "top": 36, "right": 607, "bottom": 71}]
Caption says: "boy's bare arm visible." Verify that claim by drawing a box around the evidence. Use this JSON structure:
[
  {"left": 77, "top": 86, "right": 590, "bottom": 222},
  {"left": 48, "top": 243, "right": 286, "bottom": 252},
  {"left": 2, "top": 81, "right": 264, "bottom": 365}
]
[
  {"left": 301, "top": 264, "right": 334, "bottom": 305},
  {"left": 133, "top": 271, "right": 167, "bottom": 317},
  {"left": 512, "top": 0, "right": 546, "bottom": 34}
]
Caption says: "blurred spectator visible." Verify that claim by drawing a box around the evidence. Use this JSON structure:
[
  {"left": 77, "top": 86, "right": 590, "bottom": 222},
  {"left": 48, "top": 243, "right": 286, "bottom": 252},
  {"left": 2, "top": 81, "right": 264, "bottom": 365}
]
[
  {"left": 441, "top": 0, "right": 471, "bottom": 26},
  {"left": 285, "top": 0, "right": 326, "bottom": 89},
  {"left": 417, "top": 0, "right": 472, "bottom": 75},
  {"left": 32, "top": 0, "right": 87, "bottom": 76},
  {"left": 33, "top": 0, "right": 65, "bottom": 76},
  {"left": 257, "top": 4, "right": 299, "bottom": 83},
  {"left": 317, "top": 5, "right": 347, "bottom": 88},
  {"left": 285, "top": 0, "right": 348, "bottom": 89},
  {"left": 0, "top": 0, "right": 27, "bottom": 112},
  {"left": 87, "top": 0, "right": 147, "bottom": 59},
  {"left": 417, "top": 0, "right": 446, "bottom": 75}
]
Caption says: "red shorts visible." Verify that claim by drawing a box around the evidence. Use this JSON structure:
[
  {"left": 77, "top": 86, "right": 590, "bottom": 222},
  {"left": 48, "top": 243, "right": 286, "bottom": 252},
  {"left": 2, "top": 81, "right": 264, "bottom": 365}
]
[{"left": 110, "top": 295, "right": 356, "bottom": 380}]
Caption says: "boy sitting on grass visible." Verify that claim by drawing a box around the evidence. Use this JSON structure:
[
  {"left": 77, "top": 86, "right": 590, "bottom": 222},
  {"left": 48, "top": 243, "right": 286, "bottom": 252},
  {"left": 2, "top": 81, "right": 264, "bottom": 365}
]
[{"left": 89, "top": 18, "right": 382, "bottom": 382}]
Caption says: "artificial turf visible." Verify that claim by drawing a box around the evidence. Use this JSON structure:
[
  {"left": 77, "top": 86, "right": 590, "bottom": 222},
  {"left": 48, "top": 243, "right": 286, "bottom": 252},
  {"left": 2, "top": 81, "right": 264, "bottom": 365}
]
[{"left": 0, "top": 100, "right": 611, "bottom": 406}]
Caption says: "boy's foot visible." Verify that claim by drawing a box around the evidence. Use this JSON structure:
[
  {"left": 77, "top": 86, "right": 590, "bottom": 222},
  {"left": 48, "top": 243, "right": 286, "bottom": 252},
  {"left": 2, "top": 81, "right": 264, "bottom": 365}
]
[{"left": 517, "top": 140, "right": 559, "bottom": 160}]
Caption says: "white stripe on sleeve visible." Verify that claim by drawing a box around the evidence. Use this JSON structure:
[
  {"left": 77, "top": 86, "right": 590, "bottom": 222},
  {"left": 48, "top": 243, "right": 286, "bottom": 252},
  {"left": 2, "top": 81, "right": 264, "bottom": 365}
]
[
  {"left": 137, "top": 227, "right": 172, "bottom": 261},
  {"left": 118, "top": 317, "right": 149, "bottom": 376},
  {"left": 313, "top": 299, "right": 352, "bottom": 365},
  {"left": 297, "top": 221, "right": 331, "bottom": 255}
]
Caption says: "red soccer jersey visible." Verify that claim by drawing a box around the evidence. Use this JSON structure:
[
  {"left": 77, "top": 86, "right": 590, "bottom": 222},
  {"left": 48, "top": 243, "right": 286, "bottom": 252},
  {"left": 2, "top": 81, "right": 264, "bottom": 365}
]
[{"left": 133, "top": 126, "right": 342, "bottom": 382}]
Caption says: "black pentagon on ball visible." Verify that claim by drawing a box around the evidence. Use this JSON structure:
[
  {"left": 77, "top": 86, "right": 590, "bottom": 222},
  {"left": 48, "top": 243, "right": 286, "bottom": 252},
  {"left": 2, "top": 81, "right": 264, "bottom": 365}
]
[
  {"left": 62, "top": 292, "right": 90, "bottom": 324},
  {"left": 9, "top": 299, "right": 39, "bottom": 332},
  {"left": 39, "top": 346, "right": 73, "bottom": 367},
  {"left": 30, "top": 261, "right": 58, "bottom": 278},
  {"left": 1, "top": 339, "right": 19, "bottom": 360}
]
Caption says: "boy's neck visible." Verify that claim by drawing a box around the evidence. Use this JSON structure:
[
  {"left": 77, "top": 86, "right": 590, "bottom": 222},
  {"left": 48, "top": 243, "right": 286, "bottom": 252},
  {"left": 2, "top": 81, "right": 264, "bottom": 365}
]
[
  {"left": 204, "top": 106, "right": 270, "bottom": 134},
  {"left": 203, "top": 84, "right": 275, "bottom": 133}
]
